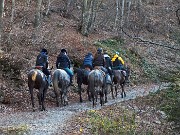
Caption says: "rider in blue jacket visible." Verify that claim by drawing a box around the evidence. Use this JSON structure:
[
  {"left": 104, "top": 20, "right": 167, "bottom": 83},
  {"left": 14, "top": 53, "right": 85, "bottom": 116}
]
[
  {"left": 35, "top": 48, "right": 52, "bottom": 86},
  {"left": 83, "top": 52, "right": 93, "bottom": 70},
  {"left": 56, "top": 49, "right": 74, "bottom": 85}
]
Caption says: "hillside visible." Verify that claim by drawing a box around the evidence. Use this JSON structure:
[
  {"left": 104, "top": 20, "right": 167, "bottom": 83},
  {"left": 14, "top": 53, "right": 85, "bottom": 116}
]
[{"left": 0, "top": 0, "right": 180, "bottom": 134}]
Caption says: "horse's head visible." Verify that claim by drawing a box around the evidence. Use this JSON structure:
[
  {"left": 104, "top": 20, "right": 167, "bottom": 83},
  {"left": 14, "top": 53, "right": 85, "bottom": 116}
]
[{"left": 125, "top": 65, "right": 131, "bottom": 83}]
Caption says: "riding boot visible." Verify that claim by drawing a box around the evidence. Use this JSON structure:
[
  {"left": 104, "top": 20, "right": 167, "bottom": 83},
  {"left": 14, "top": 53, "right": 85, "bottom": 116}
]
[
  {"left": 47, "top": 75, "right": 52, "bottom": 87},
  {"left": 69, "top": 76, "right": 74, "bottom": 86}
]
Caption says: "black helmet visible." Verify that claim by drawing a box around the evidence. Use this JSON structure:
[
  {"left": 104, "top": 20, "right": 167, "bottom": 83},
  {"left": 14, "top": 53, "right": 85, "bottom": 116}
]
[
  {"left": 97, "top": 48, "right": 102, "bottom": 53},
  {"left": 41, "top": 48, "right": 48, "bottom": 54},
  {"left": 61, "top": 49, "right": 67, "bottom": 53}
]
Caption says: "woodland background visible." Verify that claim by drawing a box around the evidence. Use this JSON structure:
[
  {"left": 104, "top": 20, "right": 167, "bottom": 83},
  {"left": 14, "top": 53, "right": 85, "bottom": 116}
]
[{"left": 0, "top": 0, "right": 179, "bottom": 134}]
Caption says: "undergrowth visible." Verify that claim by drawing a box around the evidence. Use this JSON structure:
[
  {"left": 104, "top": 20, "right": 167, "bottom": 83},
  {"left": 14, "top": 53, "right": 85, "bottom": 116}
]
[
  {"left": 137, "top": 71, "right": 180, "bottom": 132},
  {"left": 86, "top": 109, "right": 137, "bottom": 135},
  {"left": 0, "top": 124, "right": 29, "bottom": 135},
  {"left": 0, "top": 56, "right": 23, "bottom": 87}
]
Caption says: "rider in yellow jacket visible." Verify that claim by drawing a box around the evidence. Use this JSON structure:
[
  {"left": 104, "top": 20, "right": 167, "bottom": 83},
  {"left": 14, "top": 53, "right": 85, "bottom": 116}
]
[{"left": 111, "top": 52, "right": 125, "bottom": 70}]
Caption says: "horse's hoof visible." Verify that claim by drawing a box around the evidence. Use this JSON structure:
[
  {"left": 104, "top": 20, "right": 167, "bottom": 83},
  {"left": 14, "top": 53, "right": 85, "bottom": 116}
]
[{"left": 80, "top": 99, "right": 83, "bottom": 103}]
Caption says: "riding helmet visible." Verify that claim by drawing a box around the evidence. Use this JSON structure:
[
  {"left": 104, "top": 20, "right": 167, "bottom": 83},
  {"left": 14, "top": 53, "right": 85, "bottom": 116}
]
[
  {"left": 41, "top": 48, "right": 48, "bottom": 54},
  {"left": 115, "top": 51, "right": 119, "bottom": 55},
  {"left": 61, "top": 49, "right": 67, "bottom": 53},
  {"left": 97, "top": 48, "right": 102, "bottom": 53}
]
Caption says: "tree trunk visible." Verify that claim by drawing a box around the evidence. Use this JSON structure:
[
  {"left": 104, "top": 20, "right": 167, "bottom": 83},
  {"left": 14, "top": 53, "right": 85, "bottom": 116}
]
[
  {"left": 34, "top": 0, "right": 42, "bottom": 28},
  {"left": 0, "top": 0, "right": 5, "bottom": 43},
  {"left": 81, "top": 0, "right": 89, "bottom": 36},
  {"left": 126, "top": 0, "right": 132, "bottom": 25},
  {"left": 45, "top": 0, "right": 51, "bottom": 15},
  {"left": 119, "top": 0, "right": 125, "bottom": 36},
  {"left": 114, "top": 0, "right": 119, "bottom": 30},
  {"left": 81, "top": 0, "right": 97, "bottom": 36}
]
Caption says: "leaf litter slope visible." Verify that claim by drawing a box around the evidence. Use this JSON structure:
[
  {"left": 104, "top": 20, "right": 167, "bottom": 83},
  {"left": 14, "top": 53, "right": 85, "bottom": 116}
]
[{"left": 0, "top": 83, "right": 169, "bottom": 135}]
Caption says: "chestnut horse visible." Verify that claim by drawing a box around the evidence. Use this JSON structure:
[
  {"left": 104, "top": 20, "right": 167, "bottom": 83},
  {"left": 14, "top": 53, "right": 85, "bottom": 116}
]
[
  {"left": 28, "top": 68, "right": 48, "bottom": 111},
  {"left": 111, "top": 67, "right": 130, "bottom": 98}
]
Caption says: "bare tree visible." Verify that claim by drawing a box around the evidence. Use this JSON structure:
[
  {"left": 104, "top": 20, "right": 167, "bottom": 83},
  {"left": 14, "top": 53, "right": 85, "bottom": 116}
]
[
  {"left": 0, "top": 0, "right": 5, "bottom": 41},
  {"left": 114, "top": 0, "right": 120, "bottom": 30},
  {"left": 81, "top": 0, "right": 98, "bottom": 36},
  {"left": 34, "top": 0, "right": 43, "bottom": 28},
  {"left": 120, "top": 0, "right": 125, "bottom": 36}
]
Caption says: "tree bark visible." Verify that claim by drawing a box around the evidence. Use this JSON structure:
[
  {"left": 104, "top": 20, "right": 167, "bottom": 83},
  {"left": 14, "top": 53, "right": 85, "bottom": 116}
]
[
  {"left": 114, "top": 0, "right": 119, "bottom": 30},
  {"left": 81, "top": 0, "right": 98, "bottom": 36},
  {"left": 34, "top": 0, "right": 42, "bottom": 28},
  {"left": 0, "top": 0, "right": 5, "bottom": 43}
]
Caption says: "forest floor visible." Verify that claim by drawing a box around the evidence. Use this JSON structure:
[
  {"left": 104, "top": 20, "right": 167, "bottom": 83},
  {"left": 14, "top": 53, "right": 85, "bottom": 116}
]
[{"left": 0, "top": 82, "right": 171, "bottom": 135}]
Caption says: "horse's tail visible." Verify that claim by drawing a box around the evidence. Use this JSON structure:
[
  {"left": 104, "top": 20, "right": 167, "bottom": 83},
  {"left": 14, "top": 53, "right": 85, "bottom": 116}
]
[
  {"left": 94, "top": 70, "right": 99, "bottom": 87},
  {"left": 32, "top": 70, "right": 38, "bottom": 81},
  {"left": 52, "top": 70, "right": 60, "bottom": 90}
]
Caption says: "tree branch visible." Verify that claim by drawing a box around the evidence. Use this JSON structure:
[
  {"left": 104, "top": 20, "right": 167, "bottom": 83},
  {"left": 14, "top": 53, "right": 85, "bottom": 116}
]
[{"left": 121, "top": 27, "right": 180, "bottom": 51}]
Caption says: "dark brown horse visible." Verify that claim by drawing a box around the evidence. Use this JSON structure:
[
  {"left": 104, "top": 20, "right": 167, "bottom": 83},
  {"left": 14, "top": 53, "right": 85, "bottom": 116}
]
[
  {"left": 74, "top": 67, "right": 91, "bottom": 103},
  {"left": 111, "top": 67, "right": 130, "bottom": 98},
  {"left": 28, "top": 68, "right": 48, "bottom": 111},
  {"left": 52, "top": 69, "right": 70, "bottom": 106}
]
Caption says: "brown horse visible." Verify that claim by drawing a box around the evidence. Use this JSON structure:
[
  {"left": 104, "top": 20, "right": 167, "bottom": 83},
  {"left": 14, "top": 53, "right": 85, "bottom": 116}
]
[
  {"left": 111, "top": 67, "right": 130, "bottom": 98},
  {"left": 28, "top": 68, "right": 48, "bottom": 111}
]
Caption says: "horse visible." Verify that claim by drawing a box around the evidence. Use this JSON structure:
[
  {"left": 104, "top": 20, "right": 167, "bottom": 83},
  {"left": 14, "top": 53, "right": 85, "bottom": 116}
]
[
  {"left": 88, "top": 69, "right": 110, "bottom": 107},
  {"left": 74, "top": 67, "right": 91, "bottom": 103},
  {"left": 111, "top": 67, "right": 130, "bottom": 99},
  {"left": 28, "top": 67, "right": 49, "bottom": 111},
  {"left": 52, "top": 68, "right": 72, "bottom": 106}
]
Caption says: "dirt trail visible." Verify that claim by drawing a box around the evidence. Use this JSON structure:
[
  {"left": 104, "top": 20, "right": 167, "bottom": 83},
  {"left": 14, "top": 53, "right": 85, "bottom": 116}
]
[{"left": 0, "top": 83, "right": 169, "bottom": 135}]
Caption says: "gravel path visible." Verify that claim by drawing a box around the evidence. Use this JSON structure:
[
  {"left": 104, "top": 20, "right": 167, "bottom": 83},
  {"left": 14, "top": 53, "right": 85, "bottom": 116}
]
[{"left": 0, "top": 83, "right": 169, "bottom": 135}]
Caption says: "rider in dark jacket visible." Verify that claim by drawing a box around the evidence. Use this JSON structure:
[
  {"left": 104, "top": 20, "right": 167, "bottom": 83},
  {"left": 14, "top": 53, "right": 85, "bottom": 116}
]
[
  {"left": 83, "top": 52, "right": 93, "bottom": 70},
  {"left": 35, "top": 48, "right": 52, "bottom": 86},
  {"left": 93, "top": 48, "right": 107, "bottom": 73},
  {"left": 56, "top": 49, "right": 74, "bottom": 85}
]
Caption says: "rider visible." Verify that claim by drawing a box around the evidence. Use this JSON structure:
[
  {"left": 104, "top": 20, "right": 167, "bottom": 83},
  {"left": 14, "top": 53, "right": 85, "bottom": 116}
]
[
  {"left": 83, "top": 52, "right": 93, "bottom": 70},
  {"left": 103, "top": 50, "right": 113, "bottom": 78},
  {"left": 111, "top": 52, "right": 129, "bottom": 82},
  {"left": 111, "top": 52, "right": 125, "bottom": 70},
  {"left": 35, "top": 48, "right": 52, "bottom": 86},
  {"left": 93, "top": 48, "right": 107, "bottom": 73},
  {"left": 56, "top": 49, "right": 74, "bottom": 86}
]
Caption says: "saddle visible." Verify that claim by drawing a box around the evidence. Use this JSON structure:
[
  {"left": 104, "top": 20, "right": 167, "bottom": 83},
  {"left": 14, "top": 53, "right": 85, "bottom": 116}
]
[
  {"left": 94, "top": 66, "right": 112, "bottom": 84},
  {"left": 34, "top": 66, "right": 43, "bottom": 70},
  {"left": 33, "top": 66, "right": 47, "bottom": 81},
  {"left": 94, "top": 66, "right": 106, "bottom": 76}
]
